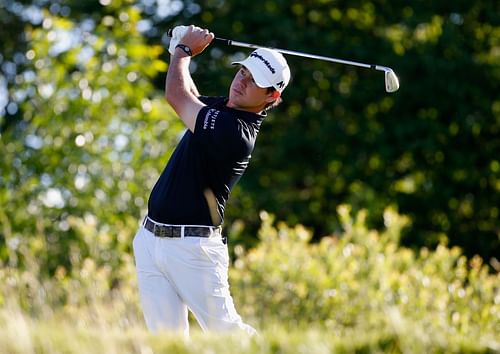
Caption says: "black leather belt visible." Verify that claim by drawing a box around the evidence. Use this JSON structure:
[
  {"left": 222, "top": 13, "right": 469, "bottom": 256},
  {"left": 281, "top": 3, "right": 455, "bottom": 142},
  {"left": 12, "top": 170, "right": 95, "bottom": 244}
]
[{"left": 143, "top": 217, "right": 221, "bottom": 238}]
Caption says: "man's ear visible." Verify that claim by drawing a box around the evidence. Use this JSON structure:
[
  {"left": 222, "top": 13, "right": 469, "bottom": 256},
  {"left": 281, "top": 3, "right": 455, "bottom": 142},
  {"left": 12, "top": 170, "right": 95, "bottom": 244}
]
[
  {"left": 265, "top": 90, "right": 281, "bottom": 105},
  {"left": 266, "top": 90, "right": 280, "bottom": 103},
  {"left": 271, "top": 91, "right": 281, "bottom": 99}
]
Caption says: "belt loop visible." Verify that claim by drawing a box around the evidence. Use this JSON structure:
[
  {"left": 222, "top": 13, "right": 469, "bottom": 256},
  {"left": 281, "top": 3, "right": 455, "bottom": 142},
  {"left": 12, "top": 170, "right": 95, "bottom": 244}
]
[{"left": 180, "top": 225, "right": 185, "bottom": 238}]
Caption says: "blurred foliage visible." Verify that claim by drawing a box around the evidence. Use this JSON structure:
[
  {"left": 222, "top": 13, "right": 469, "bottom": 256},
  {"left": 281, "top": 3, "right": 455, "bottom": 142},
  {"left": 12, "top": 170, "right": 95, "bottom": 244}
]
[
  {"left": 0, "top": 207, "right": 498, "bottom": 353},
  {"left": 231, "top": 207, "right": 499, "bottom": 341},
  {"left": 0, "top": 0, "right": 499, "bottom": 273},
  {"left": 0, "top": 2, "right": 183, "bottom": 274},
  {"left": 1, "top": 2, "right": 498, "bottom": 351}
]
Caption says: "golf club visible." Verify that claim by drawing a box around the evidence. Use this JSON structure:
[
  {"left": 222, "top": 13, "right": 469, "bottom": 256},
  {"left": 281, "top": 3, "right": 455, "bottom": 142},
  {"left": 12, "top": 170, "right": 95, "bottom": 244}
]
[{"left": 167, "top": 29, "right": 400, "bottom": 93}]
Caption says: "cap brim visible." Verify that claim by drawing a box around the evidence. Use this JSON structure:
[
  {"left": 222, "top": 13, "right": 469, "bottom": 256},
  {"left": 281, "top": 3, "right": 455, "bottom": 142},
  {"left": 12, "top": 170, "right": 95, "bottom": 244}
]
[{"left": 232, "top": 58, "right": 273, "bottom": 89}]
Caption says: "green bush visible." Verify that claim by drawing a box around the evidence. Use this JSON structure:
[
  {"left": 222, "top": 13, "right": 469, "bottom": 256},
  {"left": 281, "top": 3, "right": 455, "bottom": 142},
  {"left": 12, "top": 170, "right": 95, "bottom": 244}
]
[
  {"left": 0, "top": 206, "right": 498, "bottom": 353},
  {"left": 230, "top": 206, "right": 500, "bottom": 350}
]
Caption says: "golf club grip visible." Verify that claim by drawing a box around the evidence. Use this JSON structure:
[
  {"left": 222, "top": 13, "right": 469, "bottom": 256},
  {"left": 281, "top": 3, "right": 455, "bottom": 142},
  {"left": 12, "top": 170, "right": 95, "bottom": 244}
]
[
  {"left": 167, "top": 28, "right": 232, "bottom": 45},
  {"left": 213, "top": 37, "right": 232, "bottom": 46}
]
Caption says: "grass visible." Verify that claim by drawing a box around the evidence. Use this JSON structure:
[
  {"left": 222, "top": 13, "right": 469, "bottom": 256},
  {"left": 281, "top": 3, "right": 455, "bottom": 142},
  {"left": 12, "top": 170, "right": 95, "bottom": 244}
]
[{"left": 0, "top": 301, "right": 498, "bottom": 354}]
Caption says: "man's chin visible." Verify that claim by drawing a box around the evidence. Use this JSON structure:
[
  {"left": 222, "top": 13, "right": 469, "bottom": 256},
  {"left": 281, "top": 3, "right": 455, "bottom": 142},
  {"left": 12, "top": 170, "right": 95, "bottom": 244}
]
[
  {"left": 227, "top": 95, "right": 243, "bottom": 106},
  {"left": 226, "top": 98, "right": 238, "bottom": 109}
]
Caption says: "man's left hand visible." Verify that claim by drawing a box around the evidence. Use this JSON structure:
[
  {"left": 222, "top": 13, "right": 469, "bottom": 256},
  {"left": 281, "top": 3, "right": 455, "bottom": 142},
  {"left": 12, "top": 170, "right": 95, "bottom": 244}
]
[{"left": 177, "top": 25, "right": 214, "bottom": 57}]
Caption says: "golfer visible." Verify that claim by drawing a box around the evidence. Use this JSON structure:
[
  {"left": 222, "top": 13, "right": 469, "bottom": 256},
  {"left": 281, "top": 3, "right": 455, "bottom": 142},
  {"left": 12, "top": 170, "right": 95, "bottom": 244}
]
[{"left": 132, "top": 25, "right": 291, "bottom": 336}]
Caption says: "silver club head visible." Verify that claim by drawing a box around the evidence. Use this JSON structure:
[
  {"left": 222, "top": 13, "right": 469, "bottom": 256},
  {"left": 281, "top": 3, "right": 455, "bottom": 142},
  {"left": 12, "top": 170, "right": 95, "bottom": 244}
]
[{"left": 384, "top": 69, "right": 400, "bottom": 93}]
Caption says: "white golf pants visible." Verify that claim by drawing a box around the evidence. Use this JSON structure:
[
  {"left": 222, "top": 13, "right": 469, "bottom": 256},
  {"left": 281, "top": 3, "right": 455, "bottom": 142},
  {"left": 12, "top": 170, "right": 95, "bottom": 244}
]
[{"left": 132, "top": 225, "right": 256, "bottom": 336}]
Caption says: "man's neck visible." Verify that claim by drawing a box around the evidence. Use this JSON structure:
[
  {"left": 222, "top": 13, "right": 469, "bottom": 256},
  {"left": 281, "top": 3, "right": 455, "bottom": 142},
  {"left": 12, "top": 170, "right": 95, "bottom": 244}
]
[{"left": 226, "top": 100, "right": 266, "bottom": 115}]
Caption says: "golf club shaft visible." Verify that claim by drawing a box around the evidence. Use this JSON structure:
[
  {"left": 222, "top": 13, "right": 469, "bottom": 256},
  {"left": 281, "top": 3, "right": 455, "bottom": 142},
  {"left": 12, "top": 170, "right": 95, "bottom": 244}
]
[
  {"left": 213, "top": 37, "right": 389, "bottom": 72},
  {"left": 167, "top": 29, "right": 393, "bottom": 73}
]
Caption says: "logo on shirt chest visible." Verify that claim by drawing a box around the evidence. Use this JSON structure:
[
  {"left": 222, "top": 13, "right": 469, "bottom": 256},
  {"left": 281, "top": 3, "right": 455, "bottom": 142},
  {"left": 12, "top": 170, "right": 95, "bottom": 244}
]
[{"left": 203, "top": 109, "right": 220, "bottom": 130}]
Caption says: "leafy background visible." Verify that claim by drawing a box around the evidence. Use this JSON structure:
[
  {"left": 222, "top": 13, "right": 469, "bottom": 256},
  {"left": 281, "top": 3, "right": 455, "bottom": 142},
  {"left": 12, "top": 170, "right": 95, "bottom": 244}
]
[
  {"left": 0, "top": 0, "right": 499, "bottom": 352},
  {"left": 1, "top": 0, "right": 499, "bottom": 266}
]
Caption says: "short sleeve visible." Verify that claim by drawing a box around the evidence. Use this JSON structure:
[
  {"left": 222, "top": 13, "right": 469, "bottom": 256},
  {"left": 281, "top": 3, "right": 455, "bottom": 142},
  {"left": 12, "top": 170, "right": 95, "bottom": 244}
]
[
  {"left": 194, "top": 105, "right": 248, "bottom": 160},
  {"left": 198, "top": 96, "right": 223, "bottom": 105}
]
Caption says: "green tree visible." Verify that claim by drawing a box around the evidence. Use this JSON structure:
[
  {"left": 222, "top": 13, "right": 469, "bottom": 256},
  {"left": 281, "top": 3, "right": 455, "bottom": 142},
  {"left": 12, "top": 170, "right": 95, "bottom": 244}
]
[{"left": 0, "top": 2, "right": 181, "bottom": 274}]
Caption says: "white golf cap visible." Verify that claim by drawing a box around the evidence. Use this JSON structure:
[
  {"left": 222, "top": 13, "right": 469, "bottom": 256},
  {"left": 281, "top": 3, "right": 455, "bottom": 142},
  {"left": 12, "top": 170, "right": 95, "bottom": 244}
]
[{"left": 232, "top": 48, "right": 291, "bottom": 93}]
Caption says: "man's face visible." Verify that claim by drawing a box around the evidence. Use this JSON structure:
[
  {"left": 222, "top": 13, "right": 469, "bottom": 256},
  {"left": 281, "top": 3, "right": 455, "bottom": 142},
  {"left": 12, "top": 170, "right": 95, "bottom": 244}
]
[{"left": 227, "top": 66, "right": 277, "bottom": 113}]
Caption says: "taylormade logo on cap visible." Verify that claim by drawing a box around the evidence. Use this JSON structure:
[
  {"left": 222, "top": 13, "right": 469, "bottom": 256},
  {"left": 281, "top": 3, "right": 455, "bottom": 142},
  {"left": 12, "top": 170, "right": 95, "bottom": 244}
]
[
  {"left": 250, "top": 52, "right": 276, "bottom": 74},
  {"left": 232, "top": 48, "right": 291, "bottom": 93}
]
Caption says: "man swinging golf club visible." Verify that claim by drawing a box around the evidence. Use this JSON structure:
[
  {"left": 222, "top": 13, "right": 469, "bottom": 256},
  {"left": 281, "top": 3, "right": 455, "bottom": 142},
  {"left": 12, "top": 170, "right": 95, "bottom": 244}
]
[{"left": 132, "top": 25, "right": 291, "bottom": 336}]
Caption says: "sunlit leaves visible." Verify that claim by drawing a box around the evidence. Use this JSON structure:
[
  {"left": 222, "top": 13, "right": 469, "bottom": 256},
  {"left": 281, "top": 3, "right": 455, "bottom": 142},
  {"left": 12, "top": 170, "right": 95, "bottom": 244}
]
[
  {"left": 414, "top": 15, "right": 443, "bottom": 43},
  {"left": 0, "top": 208, "right": 497, "bottom": 351},
  {"left": 231, "top": 207, "right": 499, "bottom": 344},
  {"left": 0, "top": 6, "right": 179, "bottom": 273}
]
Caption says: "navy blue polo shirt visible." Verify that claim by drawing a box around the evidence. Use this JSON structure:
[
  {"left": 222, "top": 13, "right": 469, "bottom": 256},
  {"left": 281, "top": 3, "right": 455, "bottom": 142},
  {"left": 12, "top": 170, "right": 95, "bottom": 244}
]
[{"left": 147, "top": 96, "right": 264, "bottom": 226}]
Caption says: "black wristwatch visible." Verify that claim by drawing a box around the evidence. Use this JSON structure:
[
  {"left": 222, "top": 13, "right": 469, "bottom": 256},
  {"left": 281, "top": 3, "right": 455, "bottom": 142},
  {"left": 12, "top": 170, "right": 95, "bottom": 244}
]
[{"left": 175, "top": 44, "right": 193, "bottom": 56}]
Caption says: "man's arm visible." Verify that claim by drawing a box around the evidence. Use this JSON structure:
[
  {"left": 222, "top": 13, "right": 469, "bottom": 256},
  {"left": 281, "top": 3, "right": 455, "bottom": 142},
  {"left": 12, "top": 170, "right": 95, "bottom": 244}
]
[
  {"left": 187, "top": 75, "right": 200, "bottom": 97},
  {"left": 165, "top": 26, "right": 214, "bottom": 133}
]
